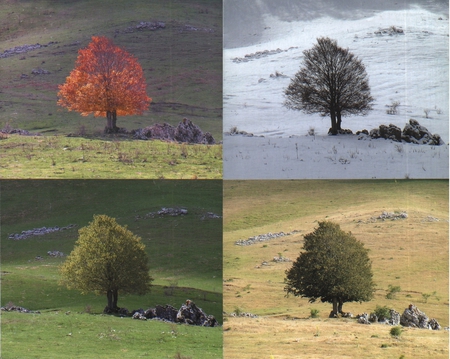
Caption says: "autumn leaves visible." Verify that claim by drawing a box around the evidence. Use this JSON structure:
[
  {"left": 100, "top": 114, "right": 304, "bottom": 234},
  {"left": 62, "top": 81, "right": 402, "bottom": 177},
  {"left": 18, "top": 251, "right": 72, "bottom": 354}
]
[{"left": 57, "top": 36, "right": 151, "bottom": 132}]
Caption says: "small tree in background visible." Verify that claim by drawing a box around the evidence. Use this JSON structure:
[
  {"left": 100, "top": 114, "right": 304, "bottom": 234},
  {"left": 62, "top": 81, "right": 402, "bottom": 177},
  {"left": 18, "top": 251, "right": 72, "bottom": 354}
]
[
  {"left": 284, "top": 37, "right": 373, "bottom": 135},
  {"left": 60, "top": 214, "right": 153, "bottom": 313},
  {"left": 284, "top": 221, "right": 375, "bottom": 316},
  {"left": 58, "top": 36, "right": 151, "bottom": 133}
]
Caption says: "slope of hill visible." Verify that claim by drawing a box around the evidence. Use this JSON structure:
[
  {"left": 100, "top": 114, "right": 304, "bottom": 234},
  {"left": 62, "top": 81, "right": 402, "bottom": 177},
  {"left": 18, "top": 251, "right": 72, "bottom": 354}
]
[
  {"left": 1, "top": 179, "right": 223, "bottom": 358},
  {"left": 0, "top": 0, "right": 222, "bottom": 140},
  {"left": 223, "top": 180, "right": 448, "bottom": 358}
]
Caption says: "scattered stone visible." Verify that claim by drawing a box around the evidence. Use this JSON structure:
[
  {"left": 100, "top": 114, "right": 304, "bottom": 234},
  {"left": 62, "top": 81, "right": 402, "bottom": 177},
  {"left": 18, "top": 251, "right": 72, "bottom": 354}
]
[
  {"left": 229, "top": 311, "right": 258, "bottom": 318},
  {"left": 47, "top": 250, "right": 64, "bottom": 257},
  {"left": 1, "top": 303, "right": 40, "bottom": 314},
  {"left": 0, "top": 41, "right": 57, "bottom": 59},
  {"left": 8, "top": 224, "right": 77, "bottom": 240},
  {"left": 375, "top": 211, "right": 408, "bottom": 221},
  {"left": 200, "top": 212, "right": 222, "bottom": 220},
  {"left": 272, "top": 256, "right": 291, "bottom": 263},
  {"left": 374, "top": 26, "right": 404, "bottom": 36},
  {"left": 235, "top": 231, "right": 298, "bottom": 246},
  {"left": 0, "top": 128, "right": 41, "bottom": 136},
  {"left": 157, "top": 207, "right": 188, "bottom": 216},
  {"left": 31, "top": 68, "right": 51, "bottom": 75},
  {"left": 232, "top": 47, "right": 297, "bottom": 63}
]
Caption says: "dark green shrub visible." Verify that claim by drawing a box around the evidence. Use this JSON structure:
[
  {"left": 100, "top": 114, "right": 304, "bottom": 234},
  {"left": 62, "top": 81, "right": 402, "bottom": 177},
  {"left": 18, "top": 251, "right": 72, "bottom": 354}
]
[
  {"left": 390, "top": 326, "right": 402, "bottom": 337},
  {"left": 310, "top": 308, "right": 320, "bottom": 318},
  {"left": 386, "top": 284, "right": 401, "bottom": 299},
  {"left": 372, "top": 305, "right": 390, "bottom": 321}
]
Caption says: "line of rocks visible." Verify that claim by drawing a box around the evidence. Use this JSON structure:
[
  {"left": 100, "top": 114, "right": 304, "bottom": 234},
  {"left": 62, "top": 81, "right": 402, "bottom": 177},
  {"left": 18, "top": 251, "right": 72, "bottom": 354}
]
[
  {"left": 0, "top": 128, "right": 42, "bottom": 136},
  {"left": 1, "top": 304, "right": 40, "bottom": 314},
  {"left": 357, "top": 304, "right": 441, "bottom": 330},
  {"left": 132, "top": 118, "right": 216, "bottom": 144},
  {"left": 8, "top": 224, "right": 77, "bottom": 240},
  {"left": 0, "top": 41, "right": 57, "bottom": 59},
  {"left": 129, "top": 300, "right": 219, "bottom": 327},
  {"left": 357, "top": 119, "right": 444, "bottom": 145},
  {"left": 375, "top": 211, "right": 408, "bottom": 221},
  {"left": 232, "top": 47, "right": 297, "bottom": 63},
  {"left": 235, "top": 230, "right": 300, "bottom": 246},
  {"left": 228, "top": 311, "right": 258, "bottom": 318}
]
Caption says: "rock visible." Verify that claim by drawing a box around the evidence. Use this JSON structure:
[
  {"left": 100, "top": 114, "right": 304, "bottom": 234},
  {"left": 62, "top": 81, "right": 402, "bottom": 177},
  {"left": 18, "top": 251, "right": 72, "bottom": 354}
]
[
  {"left": 379, "top": 124, "right": 402, "bottom": 142},
  {"left": 389, "top": 309, "right": 401, "bottom": 326},
  {"left": 235, "top": 231, "right": 298, "bottom": 246},
  {"left": 369, "top": 313, "right": 378, "bottom": 323},
  {"left": 357, "top": 313, "right": 370, "bottom": 324},
  {"left": 31, "top": 68, "right": 51, "bottom": 75},
  {"left": 402, "top": 119, "right": 444, "bottom": 145},
  {"left": 8, "top": 224, "right": 76, "bottom": 240},
  {"left": 400, "top": 304, "right": 440, "bottom": 329},
  {"left": 133, "top": 118, "right": 215, "bottom": 144},
  {"left": 176, "top": 299, "right": 218, "bottom": 327}
]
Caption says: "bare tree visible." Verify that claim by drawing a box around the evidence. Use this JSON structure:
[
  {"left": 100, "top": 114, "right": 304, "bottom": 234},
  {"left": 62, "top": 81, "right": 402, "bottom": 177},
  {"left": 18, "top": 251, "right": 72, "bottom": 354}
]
[{"left": 284, "top": 37, "right": 374, "bottom": 135}]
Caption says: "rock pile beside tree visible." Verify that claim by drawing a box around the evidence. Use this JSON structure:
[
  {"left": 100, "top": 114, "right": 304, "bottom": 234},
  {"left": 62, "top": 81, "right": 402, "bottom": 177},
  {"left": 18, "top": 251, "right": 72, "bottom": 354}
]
[
  {"left": 131, "top": 300, "right": 219, "bottom": 327},
  {"left": 362, "top": 119, "right": 444, "bottom": 145},
  {"left": 133, "top": 118, "right": 215, "bottom": 144}
]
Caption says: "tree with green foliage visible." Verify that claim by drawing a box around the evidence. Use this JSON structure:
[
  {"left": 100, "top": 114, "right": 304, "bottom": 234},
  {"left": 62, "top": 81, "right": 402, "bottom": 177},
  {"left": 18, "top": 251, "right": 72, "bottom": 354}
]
[
  {"left": 284, "top": 221, "right": 375, "bottom": 316},
  {"left": 60, "top": 214, "right": 153, "bottom": 313}
]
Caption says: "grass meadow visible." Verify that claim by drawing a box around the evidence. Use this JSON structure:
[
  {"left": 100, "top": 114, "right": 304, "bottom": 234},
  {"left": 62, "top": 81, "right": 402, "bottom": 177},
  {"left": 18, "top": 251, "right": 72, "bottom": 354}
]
[
  {"left": 0, "top": 0, "right": 222, "bottom": 178},
  {"left": 223, "top": 180, "right": 449, "bottom": 359},
  {"left": 1, "top": 180, "right": 223, "bottom": 358},
  {"left": 0, "top": 135, "right": 222, "bottom": 179}
]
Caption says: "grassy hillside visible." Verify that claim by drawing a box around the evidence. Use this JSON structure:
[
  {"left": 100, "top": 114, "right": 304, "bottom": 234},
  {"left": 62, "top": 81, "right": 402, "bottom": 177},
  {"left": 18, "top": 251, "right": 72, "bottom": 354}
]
[
  {"left": 1, "top": 180, "right": 223, "bottom": 358},
  {"left": 0, "top": 0, "right": 222, "bottom": 139},
  {"left": 223, "top": 180, "right": 448, "bottom": 359}
]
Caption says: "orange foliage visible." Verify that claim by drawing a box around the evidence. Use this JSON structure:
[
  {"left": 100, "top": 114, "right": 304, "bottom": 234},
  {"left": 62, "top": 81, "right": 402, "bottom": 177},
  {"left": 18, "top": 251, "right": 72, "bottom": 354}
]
[{"left": 57, "top": 36, "right": 151, "bottom": 120}]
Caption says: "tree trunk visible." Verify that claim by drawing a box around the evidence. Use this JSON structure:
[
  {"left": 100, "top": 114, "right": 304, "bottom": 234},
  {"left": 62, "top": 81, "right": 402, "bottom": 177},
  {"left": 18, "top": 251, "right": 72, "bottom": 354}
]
[
  {"left": 112, "top": 110, "right": 117, "bottom": 131},
  {"left": 329, "top": 110, "right": 338, "bottom": 135},
  {"left": 336, "top": 112, "right": 342, "bottom": 131},
  {"left": 105, "top": 111, "right": 118, "bottom": 133},
  {"left": 331, "top": 297, "right": 338, "bottom": 317},
  {"left": 338, "top": 298, "right": 343, "bottom": 314},
  {"left": 112, "top": 289, "right": 118, "bottom": 310},
  {"left": 107, "top": 289, "right": 113, "bottom": 310}
]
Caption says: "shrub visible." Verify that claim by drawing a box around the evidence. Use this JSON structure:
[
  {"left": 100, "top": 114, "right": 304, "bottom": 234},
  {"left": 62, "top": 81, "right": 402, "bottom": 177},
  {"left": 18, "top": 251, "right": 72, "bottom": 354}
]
[
  {"left": 372, "top": 305, "right": 390, "bottom": 321},
  {"left": 390, "top": 326, "right": 402, "bottom": 337},
  {"left": 386, "top": 101, "right": 400, "bottom": 115},
  {"left": 310, "top": 308, "right": 320, "bottom": 318},
  {"left": 386, "top": 284, "right": 401, "bottom": 299}
]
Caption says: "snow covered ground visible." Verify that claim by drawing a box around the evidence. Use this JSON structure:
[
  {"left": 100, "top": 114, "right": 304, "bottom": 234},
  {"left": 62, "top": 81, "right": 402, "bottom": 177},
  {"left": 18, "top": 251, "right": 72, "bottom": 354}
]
[{"left": 223, "top": 2, "right": 449, "bottom": 179}]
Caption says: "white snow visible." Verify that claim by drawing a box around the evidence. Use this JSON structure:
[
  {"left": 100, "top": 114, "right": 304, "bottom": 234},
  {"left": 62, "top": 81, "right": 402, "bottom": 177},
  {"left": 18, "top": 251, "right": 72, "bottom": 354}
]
[{"left": 223, "top": 5, "right": 449, "bottom": 179}]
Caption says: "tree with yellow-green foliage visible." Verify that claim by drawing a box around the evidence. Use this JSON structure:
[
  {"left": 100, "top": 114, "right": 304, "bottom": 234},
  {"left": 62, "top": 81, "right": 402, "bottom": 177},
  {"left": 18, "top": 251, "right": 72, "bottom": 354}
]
[{"left": 60, "top": 214, "right": 153, "bottom": 313}]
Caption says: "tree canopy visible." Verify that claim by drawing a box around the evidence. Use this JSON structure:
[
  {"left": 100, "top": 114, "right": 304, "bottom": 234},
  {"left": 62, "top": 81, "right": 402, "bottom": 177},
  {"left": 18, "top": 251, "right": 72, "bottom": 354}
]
[
  {"left": 284, "top": 37, "right": 373, "bottom": 135},
  {"left": 59, "top": 214, "right": 153, "bottom": 313},
  {"left": 57, "top": 36, "right": 151, "bottom": 132},
  {"left": 284, "top": 221, "right": 375, "bottom": 316}
]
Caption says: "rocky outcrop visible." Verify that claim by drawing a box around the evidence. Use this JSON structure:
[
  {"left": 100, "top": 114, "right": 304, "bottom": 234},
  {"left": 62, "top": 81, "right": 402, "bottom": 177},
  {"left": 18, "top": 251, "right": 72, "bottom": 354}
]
[
  {"left": 366, "top": 120, "right": 444, "bottom": 145},
  {"left": 0, "top": 42, "right": 57, "bottom": 59},
  {"left": 133, "top": 118, "right": 215, "bottom": 144},
  {"left": 132, "top": 300, "right": 219, "bottom": 327},
  {"left": 400, "top": 304, "right": 441, "bottom": 330},
  {"left": 1, "top": 304, "right": 40, "bottom": 314}
]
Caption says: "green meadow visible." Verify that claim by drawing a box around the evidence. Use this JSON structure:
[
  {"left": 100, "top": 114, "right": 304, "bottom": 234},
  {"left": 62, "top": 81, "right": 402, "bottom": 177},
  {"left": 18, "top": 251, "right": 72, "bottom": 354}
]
[{"left": 1, "top": 180, "right": 223, "bottom": 358}]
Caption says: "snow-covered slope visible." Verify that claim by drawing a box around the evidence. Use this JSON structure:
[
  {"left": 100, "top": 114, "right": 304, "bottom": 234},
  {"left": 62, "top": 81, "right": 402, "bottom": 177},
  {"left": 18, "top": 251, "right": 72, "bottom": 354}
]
[
  {"left": 223, "top": 4, "right": 449, "bottom": 179},
  {"left": 224, "top": 6, "right": 448, "bottom": 139}
]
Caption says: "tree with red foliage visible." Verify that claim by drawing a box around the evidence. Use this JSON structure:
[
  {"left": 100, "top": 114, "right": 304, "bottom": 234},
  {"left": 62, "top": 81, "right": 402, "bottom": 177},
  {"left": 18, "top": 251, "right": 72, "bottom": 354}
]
[{"left": 58, "top": 36, "right": 151, "bottom": 133}]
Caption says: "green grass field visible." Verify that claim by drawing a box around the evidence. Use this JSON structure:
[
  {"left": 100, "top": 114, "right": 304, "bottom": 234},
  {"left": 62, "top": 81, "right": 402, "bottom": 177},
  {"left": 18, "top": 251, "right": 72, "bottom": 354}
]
[
  {"left": 1, "top": 180, "right": 223, "bottom": 358},
  {"left": 0, "top": 135, "right": 222, "bottom": 179},
  {"left": 0, "top": 0, "right": 222, "bottom": 179},
  {"left": 223, "top": 180, "right": 449, "bottom": 359}
]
